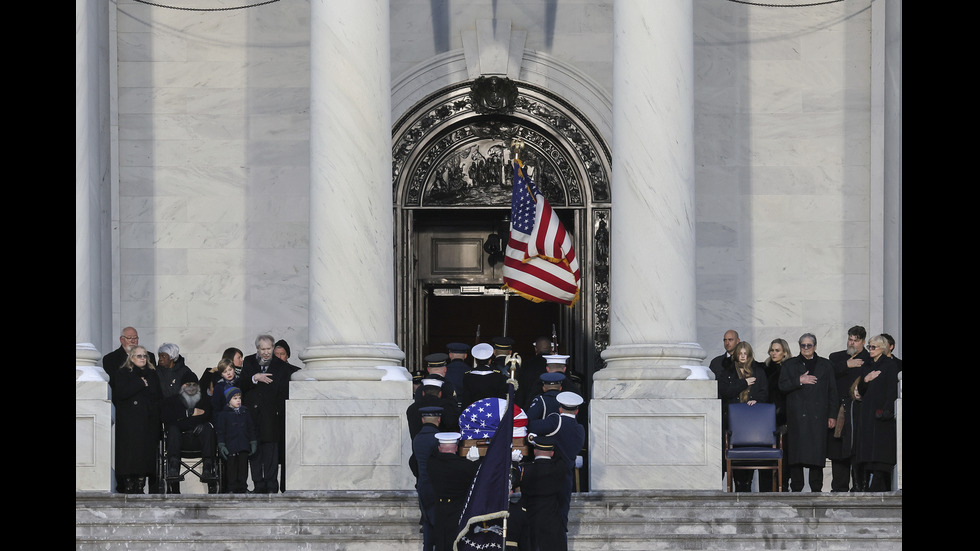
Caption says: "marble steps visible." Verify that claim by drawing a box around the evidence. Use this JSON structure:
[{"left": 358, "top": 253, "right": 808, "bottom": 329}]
[{"left": 76, "top": 490, "right": 902, "bottom": 550}]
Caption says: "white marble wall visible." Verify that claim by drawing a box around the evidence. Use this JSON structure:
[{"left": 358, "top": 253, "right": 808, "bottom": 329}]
[
  {"left": 692, "top": 1, "right": 882, "bottom": 359},
  {"left": 108, "top": 0, "right": 888, "bottom": 374},
  {"left": 95, "top": 0, "right": 896, "bottom": 491},
  {"left": 113, "top": 0, "right": 311, "bottom": 374}
]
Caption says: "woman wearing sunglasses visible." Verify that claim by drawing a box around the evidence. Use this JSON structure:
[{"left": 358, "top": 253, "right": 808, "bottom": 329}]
[{"left": 110, "top": 346, "right": 162, "bottom": 493}]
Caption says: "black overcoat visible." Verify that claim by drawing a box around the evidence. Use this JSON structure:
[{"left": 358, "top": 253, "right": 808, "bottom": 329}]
[
  {"left": 778, "top": 354, "right": 838, "bottom": 467},
  {"left": 111, "top": 365, "right": 162, "bottom": 476}
]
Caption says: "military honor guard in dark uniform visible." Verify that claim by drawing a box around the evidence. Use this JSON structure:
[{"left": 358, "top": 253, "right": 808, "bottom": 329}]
[
  {"left": 527, "top": 391, "right": 585, "bottom": 534},
  {"left": 490, "top": 336, "right": 515, "bottom": 371},
  {"left": 461, "top": 343, "right": 508, "bottom": 408},
  {"left": 416, "top": 353, "right": 460, "bottom": 407},
  {"left": 520, "top": 433, "right": 569, "bottom": 551},
  {"left": 427, "top": 432, "right": 481, "bottom": 551},
  {"left": 408, "top": 378, "right": 460, "bottom": 441},
  {"left": 525, "top": 372, "right": 565, "bottom": 421},
  {"left": 444, "top": 343, "right": 470, "bottom": 407},
  {"left": 411, "top": 407, "right": 444, "bottom": 551}
]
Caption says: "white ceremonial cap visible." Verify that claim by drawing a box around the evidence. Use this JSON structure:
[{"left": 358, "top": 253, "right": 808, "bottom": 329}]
[
  {"left": 435, "top": 432, "right": 462, "bottom": 444},
  {"left": 543, "top": 354, "right": 570, "bottom": 365},
  {"left": 472, "top": 343, "right": 494, "bottom": 360},
  {"left": 556, "top": 391, "right": 584, "bottom": 409},
  {"left": 420, "top": 378, "right": 444, "bottom": 388}
]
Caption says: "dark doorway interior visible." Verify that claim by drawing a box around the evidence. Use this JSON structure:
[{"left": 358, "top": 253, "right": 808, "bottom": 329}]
[{"left": 424, "top": 292, "right": 561, "bottom": 365}]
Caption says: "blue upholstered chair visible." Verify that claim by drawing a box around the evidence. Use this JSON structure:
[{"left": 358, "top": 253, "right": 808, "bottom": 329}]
[{"left": 725, "top": 402, "right": 784, "bottom": 492}]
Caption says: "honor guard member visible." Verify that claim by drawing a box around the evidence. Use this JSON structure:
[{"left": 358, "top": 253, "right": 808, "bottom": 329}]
[
  {"left": 411, "top": 406, "right": 443, "bottom": 551},
  {"left": 518, "top": 337, "right": 552, "bottom": 407},
  {"left": 520, "top": 433, "right": 568, "bottom": 551},
  {"left": 444, "top": 343, "right": 469, "bottom": 407},
  {"left": 491, "top": 336, "right": 516, "bottom": 370},
  {"left": 541, "top": 355, "right": 582, "bottom": 396},
  {"left": 427, "top": 432, "right": 481, "bottom": 551},
  {"left": 527, "top": 391, "right": 585, "bottom": 534},
  {"left": 461, "top": 343, "right": 508, "bottom": 408},
  {"left": 408, "top": 378, "right": 460, "bottom": 440},
  {"left": 525, "top": 372, "right": 565, "bottom": 420},
  {"left": 416, "top": 353, "right": 459, "bottom": 405},
  {"left": 412, "top": 372, "right": 424, "bottom": 396}
]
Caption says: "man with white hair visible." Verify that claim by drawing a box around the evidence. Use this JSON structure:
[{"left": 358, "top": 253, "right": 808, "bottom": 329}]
[
  {"left": 160, "top": 382, "right": 217, "bottom": 492},
  {"left": 156, "top": 342, "right": 198, "bottom": 399},
  {"left": 240, "top": 334, "right": 291, "bottom": 493}
]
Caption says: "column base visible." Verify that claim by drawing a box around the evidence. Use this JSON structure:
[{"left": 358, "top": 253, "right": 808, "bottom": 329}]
[
  {"left": 298, "top": 343, "right": 406, "bottom": 380},
  {"left": 76, "top": 373, "right": 112, "bottom": 491},
  {"left": 589, "top": 396, "right": 722, "bottom": 490},
  {"left": 285, "top": 378, "right": 415, "bottom": 491}
]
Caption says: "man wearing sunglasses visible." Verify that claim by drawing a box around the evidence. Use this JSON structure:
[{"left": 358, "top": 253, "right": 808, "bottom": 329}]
[{"left": 778, "top": 333, "right": 838, "bottom": 492}]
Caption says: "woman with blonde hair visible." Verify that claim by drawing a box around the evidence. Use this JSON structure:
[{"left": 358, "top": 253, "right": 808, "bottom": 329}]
[
  {"left": 719, "top": 341, "right": 770, "bottom": 491},
  {"left": 853, "top": 334, "right": 899, "bottom": 491},
  {"left": 109, "top": 345, "right": 163, "bottom": 493},
  {"left": 763, "top": 338, "right": 792, "bottom": 491}
]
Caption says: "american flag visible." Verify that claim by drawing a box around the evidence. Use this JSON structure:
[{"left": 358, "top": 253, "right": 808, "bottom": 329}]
[
  {"left": 459, "top": 398, "right": 528, "bottom": 441},
  {"left": 455, "top": 388, "right": 517, "bottom": 551},
  {"left": 502, "top": 159, "right": 581, "bottom": 306}
]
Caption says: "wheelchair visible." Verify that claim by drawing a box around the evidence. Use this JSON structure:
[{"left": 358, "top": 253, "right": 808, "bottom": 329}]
[{"left": 158, "top": 423, "right": 222, "bottom": 494}]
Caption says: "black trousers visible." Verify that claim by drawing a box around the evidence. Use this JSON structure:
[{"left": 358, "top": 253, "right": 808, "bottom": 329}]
[
  {"left": 789, "top": 464, "right": 823, "bottom": 492},
  {"left": 224, "top": 452, "right": 249, "bottom": 493},
  {"left": 248, "top": 442, "right": 279, "bottom": 493}
]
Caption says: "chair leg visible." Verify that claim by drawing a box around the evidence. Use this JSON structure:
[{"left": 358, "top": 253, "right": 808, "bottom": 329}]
[{"left": 726, "top": 462, "right": 733, "bottom": 492}]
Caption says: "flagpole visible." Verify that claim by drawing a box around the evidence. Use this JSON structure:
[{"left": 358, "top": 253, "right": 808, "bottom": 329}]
[{"left": 502, "top": 292, "right": 510, "bottom": 337}]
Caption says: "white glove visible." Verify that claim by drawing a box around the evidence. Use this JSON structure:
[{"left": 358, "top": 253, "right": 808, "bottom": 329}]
[
  {"left": 467, "top": 445, "right": 480, "bottom": 461},
  {"left": 511, "top": 449, "right": 524, "bottom": 462},
  {"left": 575, "top": 455, "right": 584, "bottom": 469}
]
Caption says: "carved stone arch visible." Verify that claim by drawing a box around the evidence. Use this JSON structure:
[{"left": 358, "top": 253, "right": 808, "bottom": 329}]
[
  {"left": 392, "top": 75, "right": 612, "bottom": 377},
  {"left": 390, "top": 22, "right": 613, "bottom": 376}
]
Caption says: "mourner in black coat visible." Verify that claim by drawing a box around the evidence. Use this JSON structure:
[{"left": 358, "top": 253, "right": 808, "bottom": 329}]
[
  {"left": 240, "top": 336, "right": 291, "bottom": 493},
  {"left": 110, "top": 346, "right": 162, "bottom": 494},
  {"left": 854, "top": 336, "right": 899, "bottom": 491},
  {"left": 827, "top": 326, "right": 872, "bottom": 492},
  {"left": 215, "top": 387, "right": 257, "bottom": 494},
  {"left": 102, "top": 327, "right": 156, "bottom": 381},
  {"left": 779, "top": 334, "right": 838, "bottom": 492},
  {"left": 160, "top": 382, "right": 217, "bottom": 485}
]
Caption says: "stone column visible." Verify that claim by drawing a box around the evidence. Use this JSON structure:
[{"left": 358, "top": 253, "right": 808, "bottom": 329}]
[
  {"left": 76, "top": 0, "right": 112, "bottom": 491},
  {"left": 589, "top": 0, "right": 718, "bottom": 490},
  {"left": 287, "top": 0, "right": 412, "bottom": 491}
]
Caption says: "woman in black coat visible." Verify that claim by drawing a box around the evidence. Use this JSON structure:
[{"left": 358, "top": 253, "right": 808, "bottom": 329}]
[
  {"left": 110, "top": 346, "right": 162, "bottom": 493},
  {"left": 719, "top": 341, "right": 769, "bottom": 491},
  {"left": 853, "top": 334, "right": 899, "bottom": 491}
]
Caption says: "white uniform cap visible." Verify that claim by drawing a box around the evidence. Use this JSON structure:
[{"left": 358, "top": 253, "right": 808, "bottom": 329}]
[
  {"left": 435, "top": 432, "right": 462, "bottom": 444},
  {"left": 471, "top": 343, "right": 494, "bottom": 360},
  {"left": 556, "top": 391, "right": 584, "bottom": 409},
  {"left": 543, "top": 354, "right": 570, "bottom": 365},
  {"left": 420, "top": 378, "right": 444, "bottom": 388}
]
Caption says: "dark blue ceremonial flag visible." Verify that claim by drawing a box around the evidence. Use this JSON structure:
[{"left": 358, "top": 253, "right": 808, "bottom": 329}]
[{"left": 454, "top": 386, "right": 515, "bottom": 551}]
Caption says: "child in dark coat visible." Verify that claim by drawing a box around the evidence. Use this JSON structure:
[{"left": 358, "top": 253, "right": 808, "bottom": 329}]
[{"left": 215, "top": 387, "right": 257, "bottom": 493}]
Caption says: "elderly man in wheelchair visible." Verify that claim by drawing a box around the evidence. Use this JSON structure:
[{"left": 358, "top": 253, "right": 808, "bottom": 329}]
[{"left": 160, "top": 382, "right": 219, "bottom": 493}]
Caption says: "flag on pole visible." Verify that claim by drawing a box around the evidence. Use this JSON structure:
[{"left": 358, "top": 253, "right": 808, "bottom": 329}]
[
  {"left": 502, "top": 159, "right": 581, "bottom": 306},
  {"left": 454, "top": 387, "right": 516, "bottom": 551}
]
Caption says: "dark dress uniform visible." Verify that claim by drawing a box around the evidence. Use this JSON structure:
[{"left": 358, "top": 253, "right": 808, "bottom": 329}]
[
  {"left": 521, "top": 455, "right": 569, "bottom": 551},
  {"left": 427, "top": 451, "right": 481, "bottom": 551}
]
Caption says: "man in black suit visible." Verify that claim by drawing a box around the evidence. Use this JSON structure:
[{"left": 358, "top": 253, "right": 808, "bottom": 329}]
[
  {"left": 827, "top": 325, "right": 871, "bottom": 492},
  {"left": 708, "top": 329, "right": 740, "bottom": 378},
  {"left": 101, "top": 326, "right": 156, "bottom": 380},
  {"left": 240, "top": 334, "right": 291, "bottom": 493}
]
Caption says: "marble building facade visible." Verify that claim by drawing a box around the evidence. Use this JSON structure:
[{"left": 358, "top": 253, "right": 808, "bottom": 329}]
[{"left": 77, "top": 0, "right": 902, "bottom": 492}]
